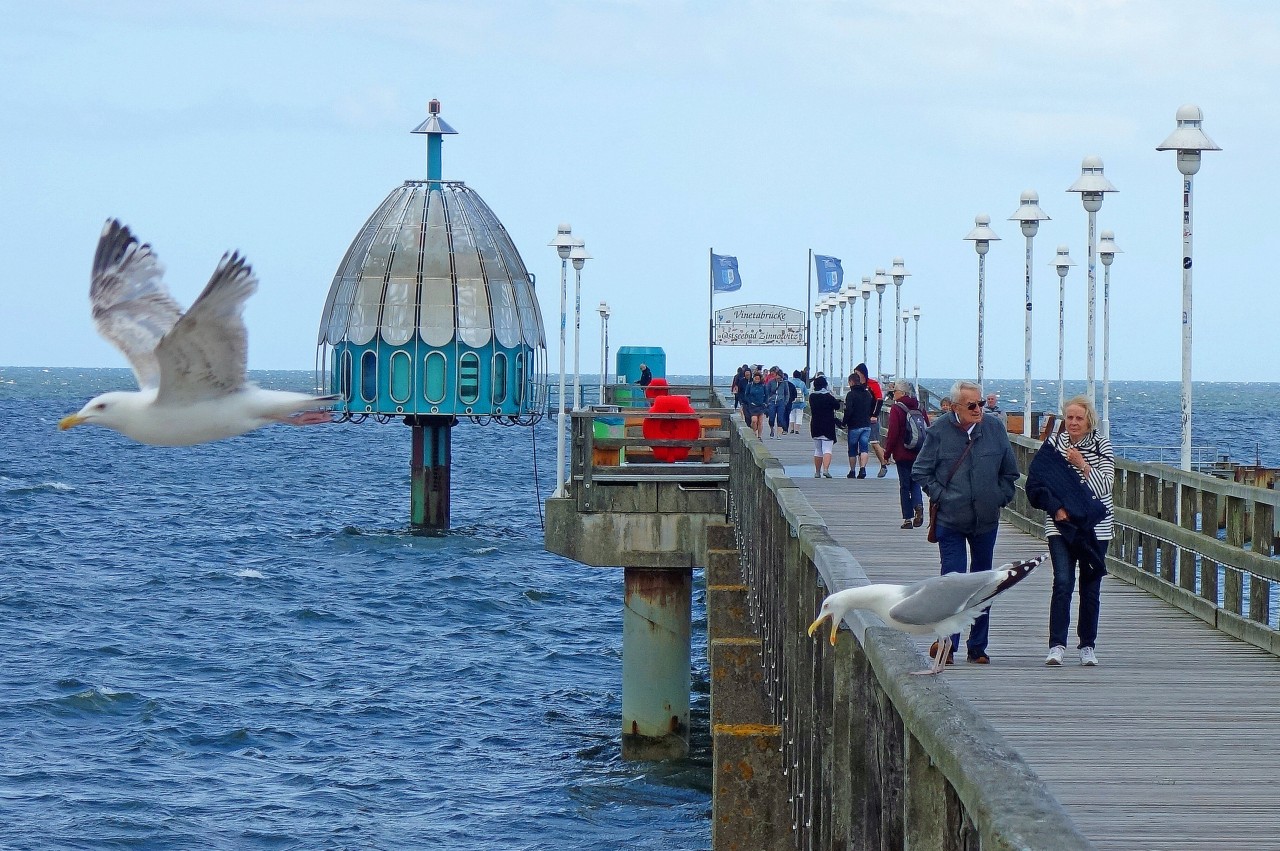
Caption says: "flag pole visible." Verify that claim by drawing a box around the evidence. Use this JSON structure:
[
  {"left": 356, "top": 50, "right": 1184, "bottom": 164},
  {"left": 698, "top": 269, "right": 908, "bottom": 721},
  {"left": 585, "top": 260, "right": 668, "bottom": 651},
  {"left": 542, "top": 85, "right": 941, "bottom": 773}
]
[
  {"left": 708, "top": 247, "right": 714, "bottom": 402},
  {"left": 806, "top": 248, "right": 813, "bottom": 378}
]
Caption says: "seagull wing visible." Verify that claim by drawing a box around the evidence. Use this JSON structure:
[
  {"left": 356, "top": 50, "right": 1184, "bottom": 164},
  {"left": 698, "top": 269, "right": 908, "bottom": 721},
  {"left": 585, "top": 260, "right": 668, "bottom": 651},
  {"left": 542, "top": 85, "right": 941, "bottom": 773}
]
[
  {"left": 888, "top": 555, "right": 1046, "bottom": 627},
  {"left": 90, "top": 219, "right": 184, "bottom": 389},
  {"left": 154, "top": 250, "right": 258, "bottom": 405}
]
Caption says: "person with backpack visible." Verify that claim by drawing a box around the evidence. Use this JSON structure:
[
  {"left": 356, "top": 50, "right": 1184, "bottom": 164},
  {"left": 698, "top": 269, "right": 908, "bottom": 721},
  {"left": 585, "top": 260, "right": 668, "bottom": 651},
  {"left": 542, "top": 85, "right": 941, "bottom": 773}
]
[{"left": 884, "top": 379, "right": 930, "bottom": 529}]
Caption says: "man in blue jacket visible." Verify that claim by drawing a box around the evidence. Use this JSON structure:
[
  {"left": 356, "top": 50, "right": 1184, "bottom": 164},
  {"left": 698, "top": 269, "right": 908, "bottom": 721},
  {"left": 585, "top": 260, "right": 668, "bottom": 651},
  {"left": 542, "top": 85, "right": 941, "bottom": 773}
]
[{"left": 911, "top": 379, "right": 1019, "bottom": 665}]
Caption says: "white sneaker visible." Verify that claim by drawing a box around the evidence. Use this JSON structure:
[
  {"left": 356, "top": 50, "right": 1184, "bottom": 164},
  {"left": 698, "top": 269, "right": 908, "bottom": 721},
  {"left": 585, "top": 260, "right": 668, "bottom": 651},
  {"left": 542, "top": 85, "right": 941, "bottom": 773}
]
[
  {"left": 1045, "top": 645, "right": 1066, "bottom": 666},
  {"left": 1080, "top": 647, "right": 1099, "bottom": 666}
]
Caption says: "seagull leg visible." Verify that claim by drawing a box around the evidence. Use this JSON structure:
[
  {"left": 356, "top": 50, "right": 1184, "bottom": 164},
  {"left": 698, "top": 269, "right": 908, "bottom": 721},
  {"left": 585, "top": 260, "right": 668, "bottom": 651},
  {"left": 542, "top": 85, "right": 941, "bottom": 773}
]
[{"left": 911, "top": 636, "right": 951, "bottom": 676}]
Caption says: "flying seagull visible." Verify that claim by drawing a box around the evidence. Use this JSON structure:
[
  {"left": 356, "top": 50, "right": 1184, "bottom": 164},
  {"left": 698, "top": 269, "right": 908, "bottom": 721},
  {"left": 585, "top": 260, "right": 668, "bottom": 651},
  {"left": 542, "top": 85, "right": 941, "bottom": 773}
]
[
  {"left": 59, "top": 219, "right": 336, "bottom": 446},
  {"left": 807, "top": 554, "right": 1048, "bottom": 675}
]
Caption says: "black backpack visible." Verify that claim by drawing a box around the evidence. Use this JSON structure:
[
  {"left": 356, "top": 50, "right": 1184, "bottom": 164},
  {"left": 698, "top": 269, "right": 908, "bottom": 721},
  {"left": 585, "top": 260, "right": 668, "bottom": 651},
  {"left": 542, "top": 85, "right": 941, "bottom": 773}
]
[{"left": 896, "top": 401, "right": 928, "bottom": 451}]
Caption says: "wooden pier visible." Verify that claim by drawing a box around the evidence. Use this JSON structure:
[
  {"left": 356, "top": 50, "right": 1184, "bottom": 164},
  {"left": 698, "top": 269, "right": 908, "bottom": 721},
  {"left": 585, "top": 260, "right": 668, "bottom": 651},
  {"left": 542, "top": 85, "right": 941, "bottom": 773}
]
[
  {"left": 547, "top": 387, "right": 1280, "bottom": 849},
  {"left": 745, "top": 420, "right": 1280, "bottom": 849}
]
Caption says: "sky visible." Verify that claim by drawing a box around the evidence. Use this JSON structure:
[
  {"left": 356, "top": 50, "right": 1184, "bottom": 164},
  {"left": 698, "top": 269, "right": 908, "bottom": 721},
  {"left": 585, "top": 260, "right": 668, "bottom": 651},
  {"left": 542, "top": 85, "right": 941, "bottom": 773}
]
[{"left": 3, "top": 0, "right": 1278, "bottom": 383}]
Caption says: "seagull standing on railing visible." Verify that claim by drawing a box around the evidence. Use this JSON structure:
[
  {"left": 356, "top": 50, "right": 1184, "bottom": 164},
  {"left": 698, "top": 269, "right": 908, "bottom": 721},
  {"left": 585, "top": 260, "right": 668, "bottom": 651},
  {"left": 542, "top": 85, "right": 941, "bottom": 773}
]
[
  {"left": 807, "top": 554, "right": 1048, "bottom": 674},
  {"left": 59, "top": 220, "right": 337, "bottom": 445}
]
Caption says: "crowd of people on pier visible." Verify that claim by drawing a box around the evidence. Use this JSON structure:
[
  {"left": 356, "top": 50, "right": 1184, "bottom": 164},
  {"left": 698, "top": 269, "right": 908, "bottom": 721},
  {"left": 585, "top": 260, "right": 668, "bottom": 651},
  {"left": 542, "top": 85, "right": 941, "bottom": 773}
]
[{"left": 731, "top": 365, "right": 1114, "bottom": 669}]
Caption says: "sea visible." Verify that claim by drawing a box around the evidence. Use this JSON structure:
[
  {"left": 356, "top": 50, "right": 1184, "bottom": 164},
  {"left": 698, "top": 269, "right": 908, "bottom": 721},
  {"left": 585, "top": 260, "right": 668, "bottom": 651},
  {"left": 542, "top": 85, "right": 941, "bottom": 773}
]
[{"left": 2, "top": 367, "right": 1276, "bottom": 850}]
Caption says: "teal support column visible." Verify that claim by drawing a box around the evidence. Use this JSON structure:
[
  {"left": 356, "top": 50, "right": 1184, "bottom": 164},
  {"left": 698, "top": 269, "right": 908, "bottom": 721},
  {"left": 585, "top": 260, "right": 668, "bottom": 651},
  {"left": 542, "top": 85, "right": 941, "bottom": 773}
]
[
  {"left": 622, "top": 566, "right": 692, "bottom": 760},
  {"left": 409, "top": 416, "right": 451, "bottom": 532}
]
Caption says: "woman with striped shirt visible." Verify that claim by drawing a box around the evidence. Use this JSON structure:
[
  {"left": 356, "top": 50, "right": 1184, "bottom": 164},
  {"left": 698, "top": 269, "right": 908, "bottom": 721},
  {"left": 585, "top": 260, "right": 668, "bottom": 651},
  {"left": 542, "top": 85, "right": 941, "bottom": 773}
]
[{"left": 1039, "top": 395, "right": 1114, "bottom": 666}]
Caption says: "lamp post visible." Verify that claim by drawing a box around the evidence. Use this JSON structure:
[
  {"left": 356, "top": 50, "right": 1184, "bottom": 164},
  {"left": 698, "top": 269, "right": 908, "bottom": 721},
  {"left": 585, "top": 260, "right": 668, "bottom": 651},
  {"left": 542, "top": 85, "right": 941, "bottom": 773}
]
[
  {"left": 873, "top": 270, "right": 888, "bottom": 380},
  {"left": 597, "top": 301, "right": 611, "bottom": 405},
  {"left": 824, "top": 296, "right": 836, "bottom": 376},
  {"left": 569, "top": 237, "right": 591, "bottom": 411},
  {"left": 911, "top": 306, "right": 921, "bottom": 392},
  {"left": 1051, "top": 246, "right": 1075, "bottom": 415},
  {"left": 812, "top": 303, "right": 823, "bottom": 378},
  {"left": 1067, "top": 156, "right": 1118, "bottom": 408},
  {"left": 847, "top": 287, "right": 857, "bottom": 376},
  {"left": 1009, "top": 190, "right": 1051, "bottom": 436},
  {"left": 963, "top": 214, "right": 1000, "bottom": 386},
  {"left": 838, "top": 293, "right": 849, "bottom": 379},
  {"left": 548, "top": 223, "right": 575, "bottom": 497},
  {"left": 900, "top": 308, "right": 910, "bottom": 384},
  {"left": 1097, "top": 231, "right": 1122, "bottom": 438},
  {"left": 1157, "top": 104, "right": 1220, "bottom": 472},
  {"left": 860, "top": 278, "right": 872, "bottom": 365},
  {"left": 890, "top": 258, "right": 910, "bottom": 380}
]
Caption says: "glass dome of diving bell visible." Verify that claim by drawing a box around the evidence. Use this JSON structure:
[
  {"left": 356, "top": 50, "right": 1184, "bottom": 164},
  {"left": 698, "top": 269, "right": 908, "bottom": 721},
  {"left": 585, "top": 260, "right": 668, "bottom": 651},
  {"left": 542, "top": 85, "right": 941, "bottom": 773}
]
[{"left": 316, "top": 100, "right": 548, "bottom": 423}]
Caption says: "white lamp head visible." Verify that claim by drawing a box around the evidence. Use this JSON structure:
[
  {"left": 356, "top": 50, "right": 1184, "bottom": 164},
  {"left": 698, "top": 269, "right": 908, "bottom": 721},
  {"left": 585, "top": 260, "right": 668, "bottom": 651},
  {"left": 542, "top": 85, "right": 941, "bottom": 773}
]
[
  {"left": 964, "top": 214, "right": 1000, "bottom": 255},
  {"left": 890, "top": 257, "right": 910, "bottom": 284},
  {"left": 569, "top": 237, "right": 590, "bottom": 270},
  {"left": 1157, "top": 104, "right": 1220, "bottom": 176},
  {"left": 1009, "top": 189, "right": 1051, "bottom": 237},
  {"left": 1067, "top": 155, "right": 1118, "bottom": 212},
  {"left": 548, "top": 222, "right": 575, "bottom": 260},
  {"left": 1098, "top": 230, "right": 1122, "bottom": 266},
  {"left": 873, "top": 269, "right": 888, "bottom": 294},
  {"left": 1051, "top": 245, "right": 1075, "bottom": 278},
  {"left": 911, "top": 305, "right": 921, "bottom": 320},
  {"left": 860, "top": 277, "right": 872, "bottom": 300}
]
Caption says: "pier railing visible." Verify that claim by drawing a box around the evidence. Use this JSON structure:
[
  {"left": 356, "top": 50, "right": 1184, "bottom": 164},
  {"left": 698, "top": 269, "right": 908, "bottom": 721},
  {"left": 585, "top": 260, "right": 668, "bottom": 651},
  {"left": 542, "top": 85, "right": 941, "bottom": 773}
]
[
  {"left": 725, "top": 417, "right": 1093, "bottom": 850},
  {"left": 1005, "top": 434, "right": 1280, "bottom": 654}
]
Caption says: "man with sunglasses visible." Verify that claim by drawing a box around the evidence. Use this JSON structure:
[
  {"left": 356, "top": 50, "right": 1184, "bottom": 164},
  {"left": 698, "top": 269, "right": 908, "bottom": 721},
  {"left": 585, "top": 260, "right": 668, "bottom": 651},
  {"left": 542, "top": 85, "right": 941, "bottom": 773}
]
[{"left": 912, "top": 379, "right": 1019, "bottom": 665}]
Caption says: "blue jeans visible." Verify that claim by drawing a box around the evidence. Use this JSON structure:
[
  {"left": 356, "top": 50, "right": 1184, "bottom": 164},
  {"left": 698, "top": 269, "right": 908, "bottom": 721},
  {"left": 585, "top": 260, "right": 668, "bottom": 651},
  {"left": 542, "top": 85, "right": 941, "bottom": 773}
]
[
  {"left": 846, "top": 426, "right": 870, "bottom": 455},
  {"left": 936, "top": 523, "right": 999, "bottom": 657},
  {"left": 896, "top": 459, "right": 922, "bottom": 520},
  {"left": 1048, "top": 535, "right": 1106, "bottom": 649}
]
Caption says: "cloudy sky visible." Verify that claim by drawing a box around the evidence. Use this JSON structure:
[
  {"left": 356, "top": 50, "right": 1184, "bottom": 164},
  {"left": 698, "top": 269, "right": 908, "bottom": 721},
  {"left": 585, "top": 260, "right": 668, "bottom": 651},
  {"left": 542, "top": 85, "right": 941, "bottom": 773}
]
[{"left": 3, "top": 1, "right": 1276, "bottom": 382}]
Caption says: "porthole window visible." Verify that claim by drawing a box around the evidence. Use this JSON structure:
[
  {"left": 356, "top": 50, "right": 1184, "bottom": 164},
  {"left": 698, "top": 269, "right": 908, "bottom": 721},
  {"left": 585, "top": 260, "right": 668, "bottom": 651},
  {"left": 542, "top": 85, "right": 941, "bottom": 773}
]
[
  {"left": 514, "top": 353, "right": 525, "bottom": 405},
  {"left": 360, "top": 350, "right": 377, "bottom": 403},
  {"left": 459, "top": 352, "right": 481, "bottom": 404},
  {"left": 424, "top": 352, "right": 447, "bottom": 403},
  {"left": 338, "top": 350, "right": 353, "bottom": 401},
  {"left": 389, "top": 351, "right": 412, "bottom": 404},
  {"left": 492, "top": 353, "right": 508, "bottom": 405}
]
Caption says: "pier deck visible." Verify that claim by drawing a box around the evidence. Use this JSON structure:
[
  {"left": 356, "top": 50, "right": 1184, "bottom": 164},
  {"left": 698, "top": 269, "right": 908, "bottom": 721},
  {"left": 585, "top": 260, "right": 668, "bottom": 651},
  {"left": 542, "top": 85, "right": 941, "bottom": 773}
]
[{"left": 765, "top": 432, "right": 1280, "bottom": 850}]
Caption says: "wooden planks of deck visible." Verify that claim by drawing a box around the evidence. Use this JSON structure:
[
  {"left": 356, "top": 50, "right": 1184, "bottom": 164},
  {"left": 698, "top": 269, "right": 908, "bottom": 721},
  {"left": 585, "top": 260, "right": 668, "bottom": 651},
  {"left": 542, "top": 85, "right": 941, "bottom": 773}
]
[{"left": 763, "top": 433, "right": 1280, "bottom": 850}]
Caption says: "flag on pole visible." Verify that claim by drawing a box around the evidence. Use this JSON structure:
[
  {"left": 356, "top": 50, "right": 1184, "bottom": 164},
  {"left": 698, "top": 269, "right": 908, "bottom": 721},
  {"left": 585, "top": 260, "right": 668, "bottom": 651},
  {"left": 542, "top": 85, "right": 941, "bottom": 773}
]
[
  {"left": 711, "top": 253, "right": 742, "bottom": 292},
  {"left": 814, "top": 254, "right": 843, "bottom": 294}
]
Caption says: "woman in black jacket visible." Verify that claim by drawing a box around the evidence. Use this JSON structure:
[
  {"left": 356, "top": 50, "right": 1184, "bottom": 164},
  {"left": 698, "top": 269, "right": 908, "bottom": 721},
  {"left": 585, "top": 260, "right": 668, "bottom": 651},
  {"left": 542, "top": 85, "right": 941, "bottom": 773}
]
[{"left": 806, "top": 375, "right": 841, "bottom": 479}]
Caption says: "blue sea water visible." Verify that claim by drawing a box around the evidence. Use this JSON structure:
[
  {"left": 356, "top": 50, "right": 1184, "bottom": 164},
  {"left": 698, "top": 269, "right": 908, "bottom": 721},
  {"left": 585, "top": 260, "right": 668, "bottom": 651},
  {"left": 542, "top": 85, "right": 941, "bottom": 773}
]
[{"left": 0, "top": 368, "right": 710, "bottom": 850}]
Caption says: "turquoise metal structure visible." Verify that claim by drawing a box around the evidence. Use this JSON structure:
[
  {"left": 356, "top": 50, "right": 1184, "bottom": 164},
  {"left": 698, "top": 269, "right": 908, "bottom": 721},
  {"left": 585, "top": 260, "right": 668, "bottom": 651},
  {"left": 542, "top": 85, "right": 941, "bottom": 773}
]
[{"left": 315, "top": 100, "right": 547, "bottom": 529}]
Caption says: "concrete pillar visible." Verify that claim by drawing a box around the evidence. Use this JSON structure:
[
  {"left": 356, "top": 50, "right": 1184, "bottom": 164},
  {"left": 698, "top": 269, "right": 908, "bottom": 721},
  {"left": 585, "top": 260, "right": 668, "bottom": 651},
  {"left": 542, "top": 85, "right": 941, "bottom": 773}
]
[
  {"left": 410, "top": 416, "right": 451, "bottom": 532},
  {"left": 622, "top": 565, "right": 691, "bottom": 760}
]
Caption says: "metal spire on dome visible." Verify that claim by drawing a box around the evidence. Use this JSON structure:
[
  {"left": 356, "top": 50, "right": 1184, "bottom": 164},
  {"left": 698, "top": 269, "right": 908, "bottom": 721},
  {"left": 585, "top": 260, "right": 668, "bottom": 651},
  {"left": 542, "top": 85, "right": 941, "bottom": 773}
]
[{"left": 411, "top": 99, "right": 458, "bottom": 182}]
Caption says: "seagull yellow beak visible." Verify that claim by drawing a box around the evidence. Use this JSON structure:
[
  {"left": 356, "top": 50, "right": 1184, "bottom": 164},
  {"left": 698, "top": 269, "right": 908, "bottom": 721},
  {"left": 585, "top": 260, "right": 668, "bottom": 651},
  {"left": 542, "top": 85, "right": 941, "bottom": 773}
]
[
  {"left": 807, "top": 614, "right": 836, "bottom": 644},
  {"left": 59, "top": 414, "right": 87, "bottom": 430}
]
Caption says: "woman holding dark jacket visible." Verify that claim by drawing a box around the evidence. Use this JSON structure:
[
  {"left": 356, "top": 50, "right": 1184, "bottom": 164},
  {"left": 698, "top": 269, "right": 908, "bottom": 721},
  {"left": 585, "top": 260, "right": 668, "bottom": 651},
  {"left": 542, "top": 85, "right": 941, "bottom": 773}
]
[{"left": 1025, "top": 395, "right": 1114, "bottom": 667}]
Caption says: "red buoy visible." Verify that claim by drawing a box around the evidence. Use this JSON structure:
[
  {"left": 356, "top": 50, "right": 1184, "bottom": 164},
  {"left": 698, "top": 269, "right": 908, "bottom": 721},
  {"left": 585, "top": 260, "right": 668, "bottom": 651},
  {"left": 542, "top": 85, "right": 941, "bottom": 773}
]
[{"left": 642, "top": 395, "right": 699, "bottom": 462}]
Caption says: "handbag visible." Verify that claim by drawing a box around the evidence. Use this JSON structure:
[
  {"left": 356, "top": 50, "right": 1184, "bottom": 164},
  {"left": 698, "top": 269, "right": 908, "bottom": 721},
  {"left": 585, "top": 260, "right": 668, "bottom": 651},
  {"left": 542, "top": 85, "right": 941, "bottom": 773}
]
[{"left": 926, "top": 437, "right": 975, "bottom": 543}]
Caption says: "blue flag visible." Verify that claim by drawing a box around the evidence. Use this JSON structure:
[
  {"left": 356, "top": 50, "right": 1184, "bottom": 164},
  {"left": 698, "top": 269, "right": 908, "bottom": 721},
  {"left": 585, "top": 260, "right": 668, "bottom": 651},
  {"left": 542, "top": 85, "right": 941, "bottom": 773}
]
[
  {"left": 711, "top": 253, "right": 742, "bottom": 293},
  {"left": 815, "top": 254, "right": 843, "bottom": 294}
]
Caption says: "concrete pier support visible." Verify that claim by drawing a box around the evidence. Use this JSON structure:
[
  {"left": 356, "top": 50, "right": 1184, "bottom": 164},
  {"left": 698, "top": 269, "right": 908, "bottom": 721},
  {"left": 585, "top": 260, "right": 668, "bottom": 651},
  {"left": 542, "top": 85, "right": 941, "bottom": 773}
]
[
  {"left": 622, "top": 566, "right": 692, "bottom": 760},
  {"left": 409, "top": 416, "right": 452, "bottom": 532}
]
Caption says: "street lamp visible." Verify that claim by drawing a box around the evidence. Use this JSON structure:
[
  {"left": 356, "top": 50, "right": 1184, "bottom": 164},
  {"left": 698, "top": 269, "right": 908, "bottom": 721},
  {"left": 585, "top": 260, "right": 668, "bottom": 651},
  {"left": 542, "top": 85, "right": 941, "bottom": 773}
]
[
  {"left": 900, "top": 308, "right": 910, "bottom": 385},
  {"left": 859, "top": 278, "right": 872, "bottom": 365},
  {"left": 812, "top": 302, "right": 823, "bottom": 378},
  {"left": 1157, "top": 104, "right": 1220, "bottom": 472},
  {"left": 1097, "top": 231, "right": 1122, "bottom": 438},
  {"left": 823, "top": 296, "right": 836, "bottom": 376},
  {"left": 569, "top": 237, "right": 591, "bottom": 411},
  {"left": 911, "top": 306, "right": 921, "bottom": 392},
  {"left": 1067, "top": 156, "right": 1118, "bottom": 408},
  {"left": 1009, "top": 190, "right": 1051, "bottom": 436},
  {"left": 890, "top": 258, "right": 910, "bottom": 379},
  {"left": 834, "top": 291, "right": 844, "bottom": 376},
  {"left": 963, "top": 214, "right": 1000, "bottom": 386},
  {"left": 548, "top": 223, "right": 575, "bottom": 497},
  {"left": 597, "top": 301, "right": 611, "bottom": 405},
  {"left": 873, "top": 269, "right": 888, "bottom": 380},
  {"left": 1051, "top": 246, "right": 1075, "bottom": 415}
]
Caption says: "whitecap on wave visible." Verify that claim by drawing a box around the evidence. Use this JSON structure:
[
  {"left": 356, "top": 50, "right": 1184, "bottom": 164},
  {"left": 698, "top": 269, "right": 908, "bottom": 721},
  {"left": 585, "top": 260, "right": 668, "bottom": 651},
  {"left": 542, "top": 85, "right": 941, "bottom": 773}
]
[{"left": 235, "top": 568, "right": 265, "bottom": 580}]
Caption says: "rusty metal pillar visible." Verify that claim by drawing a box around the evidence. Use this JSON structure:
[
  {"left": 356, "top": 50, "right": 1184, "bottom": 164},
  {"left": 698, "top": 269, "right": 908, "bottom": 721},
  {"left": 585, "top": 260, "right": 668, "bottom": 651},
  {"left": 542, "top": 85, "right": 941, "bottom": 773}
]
[
  {"left": 409, "top": 416, "right": 451, "bottom": 532},
  {"left": 622, "top": 565, "right": 692, "bottom": 760}
]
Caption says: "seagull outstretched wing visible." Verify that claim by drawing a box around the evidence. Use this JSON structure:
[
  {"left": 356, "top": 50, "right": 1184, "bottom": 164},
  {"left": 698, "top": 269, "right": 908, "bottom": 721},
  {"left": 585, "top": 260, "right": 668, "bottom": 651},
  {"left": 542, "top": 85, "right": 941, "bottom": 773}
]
[
  {"left": 90, "top": 219, "right": 183, "bottom": 389},
  {"left": 889, "top": 555, "right": 1046, "bottom": 627},
  {"left": 155, "top": 250, "right": 258, "bottom": 405}
]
